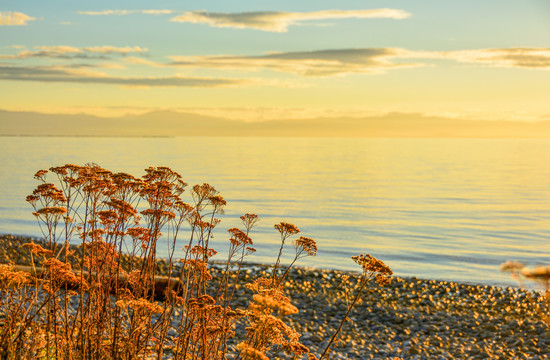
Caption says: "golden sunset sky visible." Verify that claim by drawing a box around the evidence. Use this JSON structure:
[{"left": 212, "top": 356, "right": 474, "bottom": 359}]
[{"left": 0, "top": 1, "right": 549, "bottom": 135}]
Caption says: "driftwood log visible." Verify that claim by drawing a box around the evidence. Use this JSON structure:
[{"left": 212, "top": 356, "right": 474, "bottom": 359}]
[{"left": 10, "top": 265, "right": 181, "bottom": 301}]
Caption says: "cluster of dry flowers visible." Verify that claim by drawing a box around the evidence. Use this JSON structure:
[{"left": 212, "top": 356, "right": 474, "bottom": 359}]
[{"left": 0, "top": 164, "right": 392, "bottom": 360}]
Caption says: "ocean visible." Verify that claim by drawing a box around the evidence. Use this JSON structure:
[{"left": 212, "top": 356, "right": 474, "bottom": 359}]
[{"left": 1, "top": 136, "right": 549, "bottom": 287}]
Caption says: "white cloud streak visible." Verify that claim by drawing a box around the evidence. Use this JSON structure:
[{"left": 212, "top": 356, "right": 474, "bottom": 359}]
[
  {"left": 0, "top": 45, "right": 148, "bottom": 60},
  {"left": 444, "top": 48, "right": 550, "bottom": 70},
  {"left": 0, "top": 11, "right": 36, "bottom": 26},
  {"left": 84, "top": 46, "right": 148, "bottom": 54},
  {"left": 170, "top": 9, "right": 411, "bottom": 32},
  {"left": 0, "top": 64, "right": 245, "bottom": 87},
  {"left": 77, "top": 8, "right": 410, "bottom": 32},
  {"left": 166, "top": 47, "right": 550, "bottom": 76},
  {"left": 1, "top": 45, "right": 548, "bottom": 89},
  {"left": 168, "top": 48, "right": 421, "bottom": 76},
  {"left": 77, "top": 9, "right": 176, "bottom": 16},
  {"left": 402, "top": 47, "right": 550, "bottom": 70}
]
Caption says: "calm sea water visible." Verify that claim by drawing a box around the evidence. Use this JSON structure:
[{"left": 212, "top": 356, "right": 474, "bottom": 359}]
[{"left": 1, "top": 136, "right": 549, "bottom": 287}]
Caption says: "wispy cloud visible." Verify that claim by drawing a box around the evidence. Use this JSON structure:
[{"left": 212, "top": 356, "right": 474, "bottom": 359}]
[
  {"left": 443, "top": 48, "right": 550, "bottom": 70},
  {"left": 400, "top": 47, "right": 550, "bottom": 70},
  {"left": 0, "top": 64, "right": 245, "bottom": 87},
  {"left": 2, "top": 45, "right": 548, "bottom": 88},
  {"left": 166, "top": 47, "right": 550, "bottom": 76},
  {"left": 0, "top": 45, "right": 148, "bottom": 60},
  {"left": 77, "top": 8, "right": 410, "bottom": 32},
  {"left": 168, "top": 48, "right": 421, "bottom": 76},
  {"left": 84, "top": 46, "right": 148, "bottom": 55},
  {"left": 170, "top": 9, "right": 411, "bottom": 32},
  {"left": 78, "top": 9, "right": 176, "bottom": 16},
  {"left": 0, "top": 11, "right": 36, "bottom": 26}
]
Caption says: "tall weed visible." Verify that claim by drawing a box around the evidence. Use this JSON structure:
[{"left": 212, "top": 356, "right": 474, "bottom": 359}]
[{"left": 0, "top": 164, "right": 392, "bottom": 359}]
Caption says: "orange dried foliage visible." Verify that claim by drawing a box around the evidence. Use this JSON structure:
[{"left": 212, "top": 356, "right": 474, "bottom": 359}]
[{"left": 4, "top": 163, "right": 391, "bottom": 359}]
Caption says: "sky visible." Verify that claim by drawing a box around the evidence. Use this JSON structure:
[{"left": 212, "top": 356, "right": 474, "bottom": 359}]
[{"left": 0, "top": 0, "right": 549, "bottom": 128}]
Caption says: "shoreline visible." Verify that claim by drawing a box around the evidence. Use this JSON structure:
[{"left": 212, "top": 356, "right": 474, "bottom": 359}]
[
  {"left": 0, "top": 233, "right": 528, "bottom": 289},
  {"left": 1, "top": 234, "right": 548, "bottom": 358},
  {"left": 0, "top": 233, "right": 521, "bottom": 289}
]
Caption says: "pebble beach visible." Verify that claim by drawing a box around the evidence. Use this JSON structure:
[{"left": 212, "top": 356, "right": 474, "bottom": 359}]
[{"left": 1, "top": 234, "right": 549, "bottom": 359}]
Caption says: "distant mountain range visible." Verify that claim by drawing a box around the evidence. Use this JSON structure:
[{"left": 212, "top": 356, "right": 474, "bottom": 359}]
[{"left": 1, "top": 109, "right": 550, "bottom": 138}]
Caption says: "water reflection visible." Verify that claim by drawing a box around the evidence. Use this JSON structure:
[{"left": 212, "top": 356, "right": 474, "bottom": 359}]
[{"left": 1, "top": 136, "right": 549, "bottom": 286}]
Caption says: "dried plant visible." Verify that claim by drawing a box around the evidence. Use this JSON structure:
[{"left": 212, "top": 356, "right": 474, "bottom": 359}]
[
  {"left": 0, "top": 164, "right": 392, "bottom": 359},
  {"left": 501, "top": 261, "right": 550, "bottom": 328},
  {"left": 318, "top": 254, "right": 392, "bottom": 360}
]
